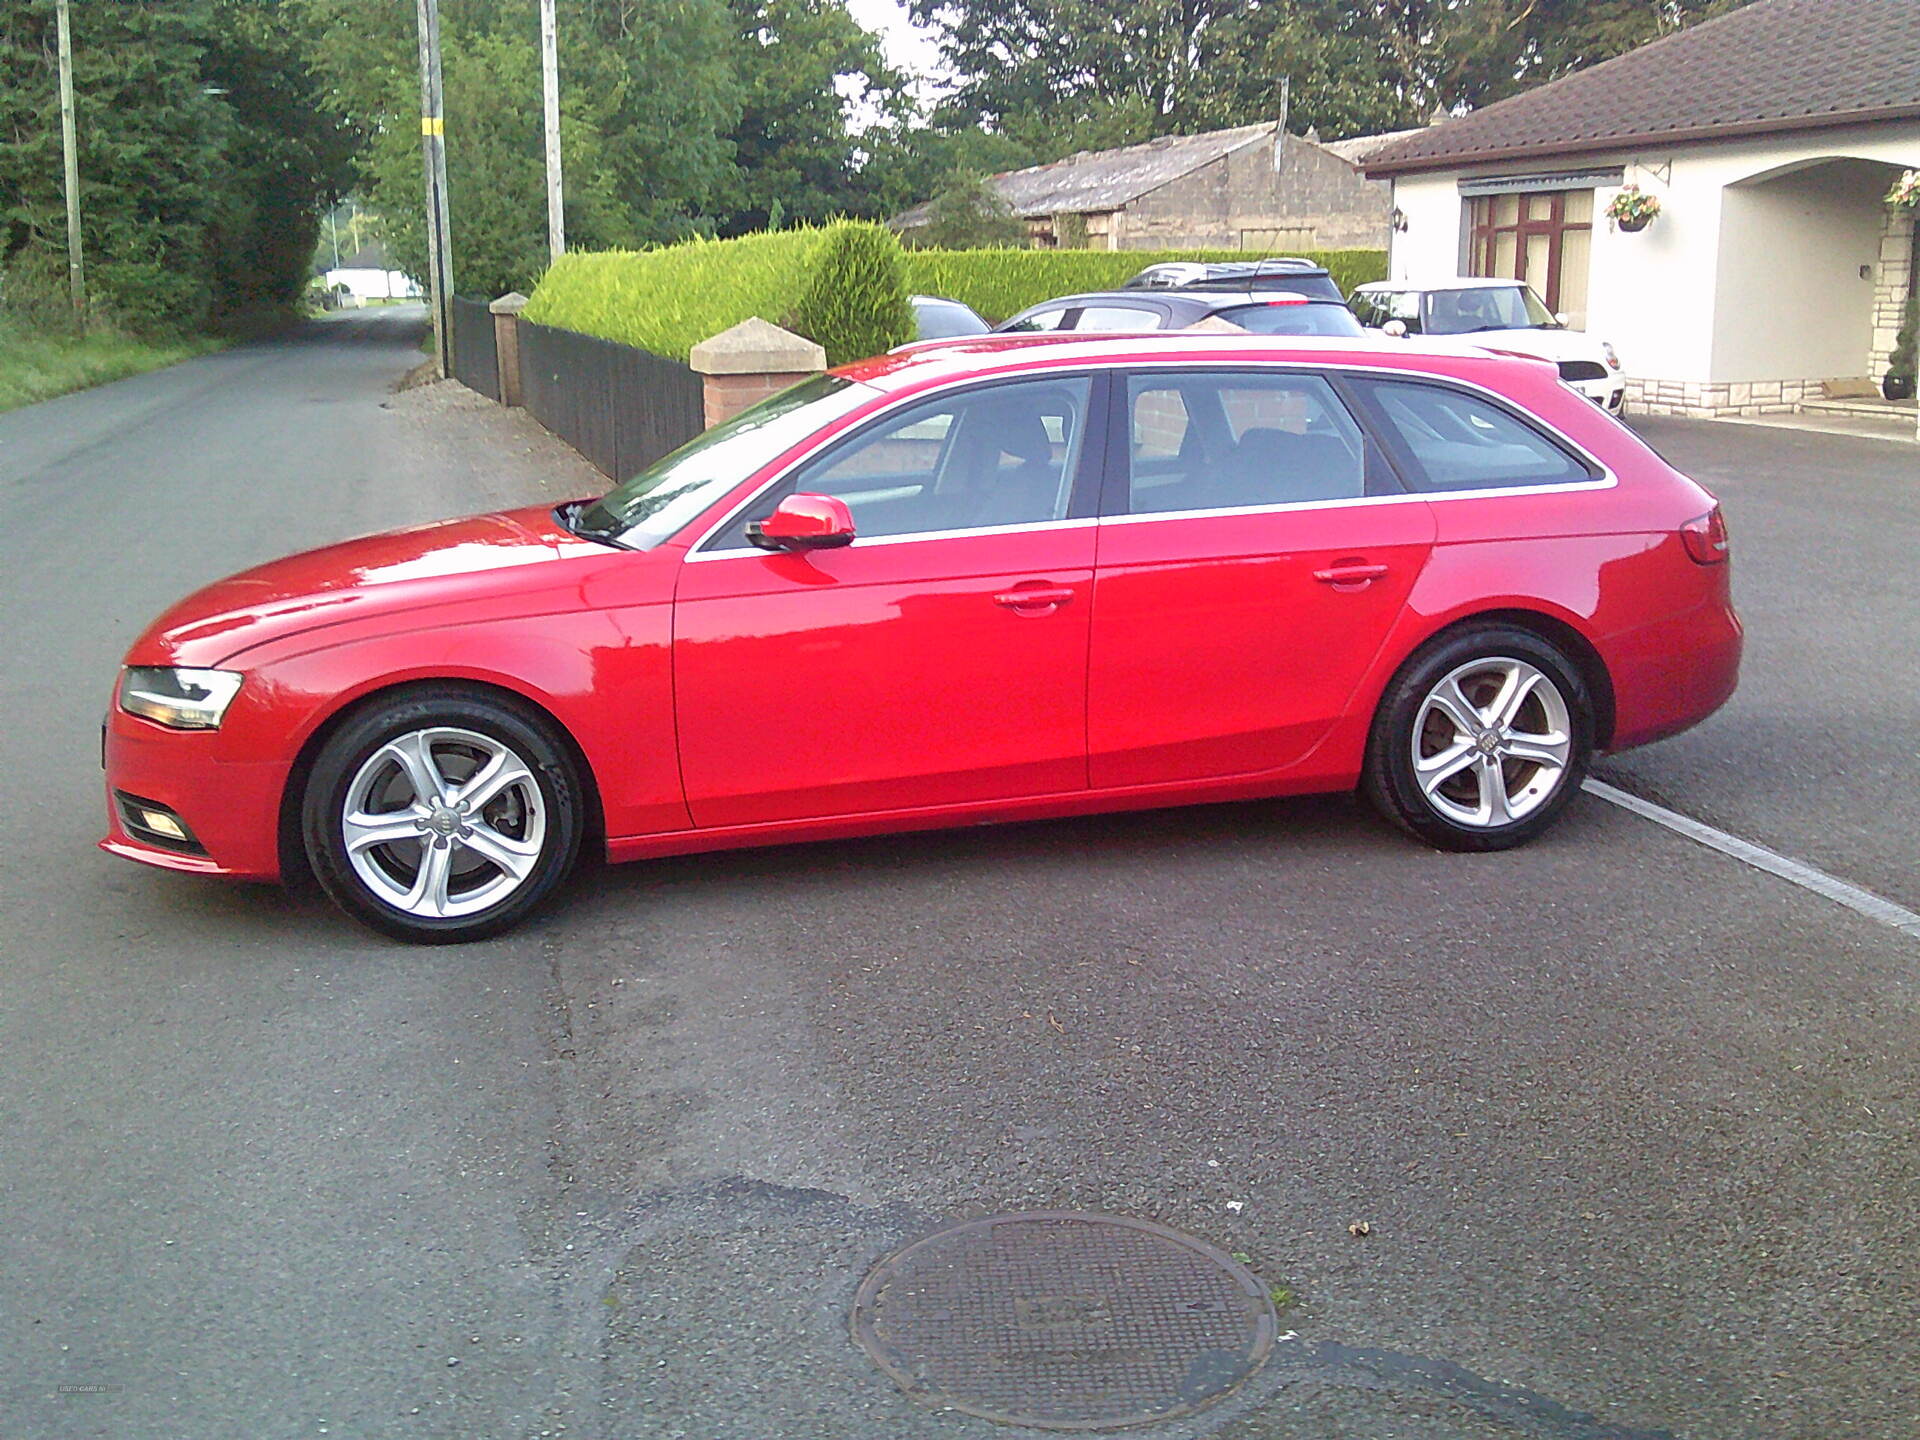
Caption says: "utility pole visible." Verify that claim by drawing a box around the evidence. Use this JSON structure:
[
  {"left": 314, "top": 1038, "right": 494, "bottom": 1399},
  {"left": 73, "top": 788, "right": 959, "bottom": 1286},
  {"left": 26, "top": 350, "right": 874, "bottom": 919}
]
[
  {"left": 540, "top": 0, "right": 565, "bottom": 261},
  {"left": 54, "top": 0, "right": 84, "bottom": 320},
  {"left": 415, "top": 0, "right": 455, "bottom": 376}
]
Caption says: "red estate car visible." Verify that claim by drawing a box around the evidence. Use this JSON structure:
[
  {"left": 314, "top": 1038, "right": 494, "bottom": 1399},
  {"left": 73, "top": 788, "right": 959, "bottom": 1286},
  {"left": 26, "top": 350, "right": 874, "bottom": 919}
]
[{"left": 103, "top": 334, "right": 1740, "bottom": 942}]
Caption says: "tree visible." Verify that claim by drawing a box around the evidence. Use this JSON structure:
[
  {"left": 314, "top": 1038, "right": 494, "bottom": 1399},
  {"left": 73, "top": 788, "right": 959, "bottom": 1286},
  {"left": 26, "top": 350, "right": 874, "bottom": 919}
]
[
  {"left": 301, "top": 0, "right": 744, "bottom": 295},
  {"left": 911, "top": 171, "right": 1023, "bottom": 248},
  {"left": 716, "top": 0, "right": 904, "bottom": 234},
  {"left": 911, "top": 0, "right": 1755, "bottom": 160},
  {"left": 0, "top": 0, "right": 351, "bottom": 334}
]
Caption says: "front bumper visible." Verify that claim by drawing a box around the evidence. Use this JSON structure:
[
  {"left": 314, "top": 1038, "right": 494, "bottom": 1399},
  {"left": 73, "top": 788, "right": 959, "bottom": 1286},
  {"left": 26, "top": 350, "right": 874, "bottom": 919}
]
[
  {"left": 100, "top": 708, "right": 288, "bottom": 880},
  {"left": 1574, "top": 375, "right": 1627, "bottom": 411}
]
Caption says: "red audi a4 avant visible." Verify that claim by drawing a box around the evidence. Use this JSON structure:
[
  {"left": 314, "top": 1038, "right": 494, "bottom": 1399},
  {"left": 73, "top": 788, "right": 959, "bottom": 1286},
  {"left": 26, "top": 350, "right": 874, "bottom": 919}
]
[{"left": 103, "top": 334, "right": 1740, "bottom": 941}]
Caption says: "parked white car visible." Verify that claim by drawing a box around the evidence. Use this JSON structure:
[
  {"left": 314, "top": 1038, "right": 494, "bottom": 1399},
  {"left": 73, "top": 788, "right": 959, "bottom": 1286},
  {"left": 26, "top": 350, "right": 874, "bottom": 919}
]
[{"left": 1350, "top": 279, "right": 1627, "bottom": 412}]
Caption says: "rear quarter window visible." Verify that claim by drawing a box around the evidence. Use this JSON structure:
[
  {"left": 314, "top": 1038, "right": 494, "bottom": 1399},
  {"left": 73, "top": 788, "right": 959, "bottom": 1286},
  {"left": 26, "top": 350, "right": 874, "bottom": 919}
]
[{"left": 1354, "top": 378, "right": 1596, "bottom": 492}]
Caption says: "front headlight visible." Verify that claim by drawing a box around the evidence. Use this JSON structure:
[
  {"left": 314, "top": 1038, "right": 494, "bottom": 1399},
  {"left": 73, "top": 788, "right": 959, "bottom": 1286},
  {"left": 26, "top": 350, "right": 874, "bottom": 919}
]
[
  {"left": 118, "top": 667, "right": 244, "bottom": 731},
  {"left": 1602, "top": 341, "right": 1622, "bottom": 371}
]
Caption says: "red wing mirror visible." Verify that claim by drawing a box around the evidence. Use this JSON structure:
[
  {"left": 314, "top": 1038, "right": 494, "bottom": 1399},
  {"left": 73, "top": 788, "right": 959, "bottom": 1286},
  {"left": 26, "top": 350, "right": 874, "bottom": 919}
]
[{"left": 747, "top": 493, "right": 856, "bottom": 552}]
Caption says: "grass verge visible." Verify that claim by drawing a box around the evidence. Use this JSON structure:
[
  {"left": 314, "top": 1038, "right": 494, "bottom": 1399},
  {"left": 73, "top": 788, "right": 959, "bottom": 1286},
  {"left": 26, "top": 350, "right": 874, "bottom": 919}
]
[{"left": 0, "top": 321, "right": 223, "bottom": 414}]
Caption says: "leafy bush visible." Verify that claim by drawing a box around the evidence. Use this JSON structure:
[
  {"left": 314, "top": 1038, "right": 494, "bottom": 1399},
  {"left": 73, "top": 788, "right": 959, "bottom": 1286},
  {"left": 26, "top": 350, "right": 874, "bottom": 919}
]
[
  {"left": 525, "top": 222, "right": 913, "bottom": 364},
  {"left": 526, "top": 229, "right": 1388, "bottom": 364},
  {"left": 902, "top": 247, "right": 1388, "bottom": 323},
  {"left": 1890, "top": 292, "right": 1918, "bottom": 385},
  {"left": 789, "top": 222, "right": 915, "bottom": 367}
]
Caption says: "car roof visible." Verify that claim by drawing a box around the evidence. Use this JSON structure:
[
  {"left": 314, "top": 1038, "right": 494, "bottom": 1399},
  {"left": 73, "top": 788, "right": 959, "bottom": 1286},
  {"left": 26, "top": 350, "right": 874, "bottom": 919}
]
[
  {"left": 1009, "top": 290, "right": 1335, "bottom": 313},
  {"left": 1129, "top": 258, "right": 1330, "bottom": 281},
  {"left": 850, "top": 331, "right": 1557, "bottom": 388},
  {"left": 1353, "top": 277, "right": 1539, "bottom": 292}
]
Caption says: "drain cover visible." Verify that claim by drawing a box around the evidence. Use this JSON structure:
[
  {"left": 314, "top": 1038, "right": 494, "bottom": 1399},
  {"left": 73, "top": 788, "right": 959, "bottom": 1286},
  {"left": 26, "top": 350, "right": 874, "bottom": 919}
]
[{"left": 852, "top": 1211, "right": 1275, "bottom": 1430}]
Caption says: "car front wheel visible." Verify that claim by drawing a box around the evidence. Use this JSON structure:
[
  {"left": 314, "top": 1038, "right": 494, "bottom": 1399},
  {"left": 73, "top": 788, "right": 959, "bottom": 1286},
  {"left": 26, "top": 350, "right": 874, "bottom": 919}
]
[
  {"left": 1362, "top": 626, "right": 1594, "bottom": 851},
  {"left": 302, "top": 688, "right": 584, "bottom": 942}
]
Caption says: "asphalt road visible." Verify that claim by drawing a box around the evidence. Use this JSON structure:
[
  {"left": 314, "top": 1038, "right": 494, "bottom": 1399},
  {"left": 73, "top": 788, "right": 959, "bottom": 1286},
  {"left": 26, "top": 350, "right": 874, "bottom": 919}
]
[{"left": 1, "top": 315, "right": 1914, "bottom": 1440}]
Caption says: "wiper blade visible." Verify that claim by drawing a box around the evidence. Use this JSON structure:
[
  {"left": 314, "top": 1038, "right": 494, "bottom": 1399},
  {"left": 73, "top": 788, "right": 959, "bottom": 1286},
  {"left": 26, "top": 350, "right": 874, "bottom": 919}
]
[{"left": 557, "top": 500, "right": 629, "bottom": 547}]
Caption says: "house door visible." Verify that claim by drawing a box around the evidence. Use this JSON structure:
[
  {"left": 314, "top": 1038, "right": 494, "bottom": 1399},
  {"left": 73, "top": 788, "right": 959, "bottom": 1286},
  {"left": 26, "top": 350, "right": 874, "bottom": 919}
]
[{"left": 1469, "top": 190, "right": 1594, "bottom": 328}]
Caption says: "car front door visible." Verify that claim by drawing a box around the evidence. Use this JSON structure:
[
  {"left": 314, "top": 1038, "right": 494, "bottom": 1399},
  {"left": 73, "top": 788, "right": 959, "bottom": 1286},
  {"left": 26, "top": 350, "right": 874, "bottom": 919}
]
[
  {"left": 673, "top": 373, "right": 1106, "bottom": 828},
  {"left": 1087, "top": 367, "right": 1435, "bottom": 788}
]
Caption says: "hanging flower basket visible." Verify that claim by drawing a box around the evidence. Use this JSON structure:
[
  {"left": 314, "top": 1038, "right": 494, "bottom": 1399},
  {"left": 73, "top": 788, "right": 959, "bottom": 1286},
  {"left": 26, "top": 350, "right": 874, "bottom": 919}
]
[
  {"left": 1607, "top": 184, "right": 1661, "bottom": 232},
  {"left": 1886, "top": 170, "right": 1920, "bottom": 213}
]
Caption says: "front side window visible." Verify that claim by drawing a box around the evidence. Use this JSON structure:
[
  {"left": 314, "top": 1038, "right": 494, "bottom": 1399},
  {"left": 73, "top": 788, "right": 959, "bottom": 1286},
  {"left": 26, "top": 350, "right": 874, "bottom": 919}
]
[
  {"left": 1357, "top": 378, "right": 1592, "bottom": 491},
  {"left": 577, "top": 374, "right": 871, "bottom": 548},
  {"left": 707, "top": 376, "right": 1094, "bottom": 549},
  {"left": 1124, "top": 372, "right": 1367, "bottom": 515}
]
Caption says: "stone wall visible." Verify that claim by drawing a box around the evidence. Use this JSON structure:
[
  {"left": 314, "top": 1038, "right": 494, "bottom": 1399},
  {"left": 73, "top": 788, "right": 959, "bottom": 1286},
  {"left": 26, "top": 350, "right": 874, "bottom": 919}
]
[
  {"left": 1115, "top": 134, "right": 1392, "bottom": 251},
  {"left": 1869, "top": 208, "right": 1915, "bottom": 383},
  {"left": 1625, "top": 376, "right": 1826, "bottom": 418}
]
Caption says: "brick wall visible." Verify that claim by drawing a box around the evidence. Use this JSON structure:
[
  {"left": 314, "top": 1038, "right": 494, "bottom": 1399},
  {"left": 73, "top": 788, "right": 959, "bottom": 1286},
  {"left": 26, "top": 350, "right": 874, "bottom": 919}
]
[{"left": 702, "top": 370, "right": 815, "bottom": 428}]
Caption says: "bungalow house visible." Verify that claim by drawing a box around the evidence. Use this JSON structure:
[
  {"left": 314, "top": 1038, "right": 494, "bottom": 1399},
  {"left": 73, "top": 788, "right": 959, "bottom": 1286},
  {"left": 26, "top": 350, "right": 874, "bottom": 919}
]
[
  {"left": 323, "top": 242, "right": 423, "bottom": 306},
  {"left": 1363, "top": 0, "right": 1920, "bottom": 419},
  {"left": 894, "top": 122, "right": 1420, "bottom": 252}
]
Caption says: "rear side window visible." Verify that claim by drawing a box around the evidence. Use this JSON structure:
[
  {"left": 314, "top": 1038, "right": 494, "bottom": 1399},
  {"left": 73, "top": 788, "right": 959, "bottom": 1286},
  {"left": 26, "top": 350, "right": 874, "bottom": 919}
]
[
  {"left": 1124, "top": 372, "right": 1367, "bottom": 514},
  {"left": 1213, "top": 302, "right": 1364, "bottom": 337},
  {"left": 1000, "top": 306, "right": 1072, "bottom": 333},
  {"left": 1356, "top": 378, "right": 1593, "bottom": 491},
  {"left": 1075, "top": 304, "right": 1165, "bottom": 332}
]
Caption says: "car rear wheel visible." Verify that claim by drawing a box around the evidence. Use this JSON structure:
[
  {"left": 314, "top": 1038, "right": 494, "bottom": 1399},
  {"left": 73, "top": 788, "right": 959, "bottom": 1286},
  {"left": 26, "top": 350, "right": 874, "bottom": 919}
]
[
  {"left": 1362, "top": 626, "right": 1593, "bottom": 851},
  {"left": 302, "top": 689, "right": 584, "bottom": 942}
]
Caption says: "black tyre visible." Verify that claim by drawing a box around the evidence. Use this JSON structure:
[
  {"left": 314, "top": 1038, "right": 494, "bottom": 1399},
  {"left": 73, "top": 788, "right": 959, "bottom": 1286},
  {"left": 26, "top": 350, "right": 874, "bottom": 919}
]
[
  {"left": 301, "top": 687, "right": 585, "bottom": 943},
  {"left": 1362, "top": 625, "right": 1594, "bottom": 852}
]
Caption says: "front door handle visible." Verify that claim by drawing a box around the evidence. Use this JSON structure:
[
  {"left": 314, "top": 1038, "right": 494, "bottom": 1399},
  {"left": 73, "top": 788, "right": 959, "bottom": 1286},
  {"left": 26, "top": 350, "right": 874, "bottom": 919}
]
[
  {"left": 994, "top": 585, "right": 1076, "bottom": 612},
  {"left": 1312, "top": 562, "right": 1389, "bottom": 586}
]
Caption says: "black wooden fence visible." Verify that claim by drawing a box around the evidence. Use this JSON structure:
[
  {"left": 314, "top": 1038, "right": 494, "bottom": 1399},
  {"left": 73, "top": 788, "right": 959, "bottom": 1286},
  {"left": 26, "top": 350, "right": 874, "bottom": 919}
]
[
  {"left": 518, "top": 320, "right": 706, "bottom": 480},
  {"left": 447, "top": 295, "right": 500, "bottom": 401}
]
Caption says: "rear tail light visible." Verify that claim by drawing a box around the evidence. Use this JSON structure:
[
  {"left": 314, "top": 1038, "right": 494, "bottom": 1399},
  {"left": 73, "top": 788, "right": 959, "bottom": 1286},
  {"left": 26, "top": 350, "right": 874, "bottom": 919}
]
[{"left": 1680, "top": 506, "right": 1729, "bottom": 564}]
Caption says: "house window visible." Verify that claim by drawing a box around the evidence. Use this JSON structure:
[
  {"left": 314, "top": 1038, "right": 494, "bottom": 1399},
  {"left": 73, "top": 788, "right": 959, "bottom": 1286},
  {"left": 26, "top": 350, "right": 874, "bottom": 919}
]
[{"left": 1468, "top": 190, "right": 1593, "bottom": 328}]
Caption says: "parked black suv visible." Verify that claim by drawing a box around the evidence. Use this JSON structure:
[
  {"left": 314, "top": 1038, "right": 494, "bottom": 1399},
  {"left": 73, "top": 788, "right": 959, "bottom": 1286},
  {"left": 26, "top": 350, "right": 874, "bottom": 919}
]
[
  {"left": 994, "top": 288, "right": 1364, "bottom": 338},
  {"left": 1122, "top": 258, "right": 1344, "bottom": 302}
]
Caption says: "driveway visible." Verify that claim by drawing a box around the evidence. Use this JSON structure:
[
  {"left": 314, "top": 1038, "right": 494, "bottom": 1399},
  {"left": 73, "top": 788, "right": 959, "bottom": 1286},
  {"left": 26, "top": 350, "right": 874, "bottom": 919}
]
[{"left": 0, "top": 324, "right": 1913, "bottom": 1440}]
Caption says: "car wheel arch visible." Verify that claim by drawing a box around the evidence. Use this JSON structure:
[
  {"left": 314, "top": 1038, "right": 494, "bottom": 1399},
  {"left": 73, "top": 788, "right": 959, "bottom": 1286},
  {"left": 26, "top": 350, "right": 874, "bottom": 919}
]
[{"left": 275, "top": 676, "right": 607, "bottom": 889}]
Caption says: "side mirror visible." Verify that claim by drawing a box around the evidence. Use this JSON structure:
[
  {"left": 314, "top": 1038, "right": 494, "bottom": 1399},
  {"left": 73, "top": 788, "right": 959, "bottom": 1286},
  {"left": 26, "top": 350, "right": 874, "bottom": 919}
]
[
  {"left": 746, "top": 493, "right": 856, "bottom": 552},
  {"left": 1382, "top": 319, "right": 1408, "bottom": 339},
  {"left": 1553, "top": 311, "right": 1572, "bottom": 328}
]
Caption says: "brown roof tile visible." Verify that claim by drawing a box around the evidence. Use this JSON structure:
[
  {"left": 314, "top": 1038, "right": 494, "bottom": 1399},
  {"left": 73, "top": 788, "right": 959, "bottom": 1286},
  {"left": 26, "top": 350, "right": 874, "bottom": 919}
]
[{"left": 1365, "top": 0, "right": 1920, "bottom": 176}]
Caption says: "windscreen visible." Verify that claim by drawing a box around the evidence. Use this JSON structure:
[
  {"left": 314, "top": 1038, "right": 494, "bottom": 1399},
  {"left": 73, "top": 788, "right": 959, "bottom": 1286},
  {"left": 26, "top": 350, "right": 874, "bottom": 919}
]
[{"left": 1421, "top": 286, "right": 1557, "bottom": 336}]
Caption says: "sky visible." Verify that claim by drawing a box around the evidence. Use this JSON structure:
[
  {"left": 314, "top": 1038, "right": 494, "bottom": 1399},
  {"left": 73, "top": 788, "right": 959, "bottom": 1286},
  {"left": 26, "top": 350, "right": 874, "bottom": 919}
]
[{"left": 843, "top": 0, "right": 946, "bottom": 84}]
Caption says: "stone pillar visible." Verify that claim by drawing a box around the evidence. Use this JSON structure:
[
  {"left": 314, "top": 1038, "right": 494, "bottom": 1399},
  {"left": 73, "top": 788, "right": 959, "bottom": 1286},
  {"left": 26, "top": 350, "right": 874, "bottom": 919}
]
[
  {"left": 688, "top": 317, "right": 827, "bottom": 429},
  {"left": 490, "top": 291, "right": 530, "bottom": 406}
]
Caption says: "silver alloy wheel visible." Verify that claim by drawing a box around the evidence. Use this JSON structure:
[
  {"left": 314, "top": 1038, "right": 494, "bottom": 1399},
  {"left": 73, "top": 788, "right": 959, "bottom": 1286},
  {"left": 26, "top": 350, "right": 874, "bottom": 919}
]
[
  {"left": 1411, "top": 657, "right": 1573, "bottom": 829},
  {"left": 341, "top": 727, "right": 547, "bottom": 919}
]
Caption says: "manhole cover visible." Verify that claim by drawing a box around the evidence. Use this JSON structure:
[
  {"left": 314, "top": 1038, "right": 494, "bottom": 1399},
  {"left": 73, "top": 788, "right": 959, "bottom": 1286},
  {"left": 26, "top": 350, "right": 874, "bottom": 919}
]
[{"left": 852, "top": 1211, "right": 1276, "bottom": 1430}]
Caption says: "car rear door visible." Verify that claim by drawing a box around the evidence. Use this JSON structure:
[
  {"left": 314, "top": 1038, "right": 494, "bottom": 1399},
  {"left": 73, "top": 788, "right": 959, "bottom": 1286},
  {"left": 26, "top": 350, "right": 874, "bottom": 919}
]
[
  {"left": 673, "top": 372, "right": 1107, "bottom": 828},
  {"left": 1087, "top": 366, "right": 1434, "bottom": 788}
]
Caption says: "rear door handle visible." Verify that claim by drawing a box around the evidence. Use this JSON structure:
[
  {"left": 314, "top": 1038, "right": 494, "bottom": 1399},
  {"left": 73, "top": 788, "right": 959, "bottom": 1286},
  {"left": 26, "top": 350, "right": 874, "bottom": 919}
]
[
  {"left": 994, "top": 585, "right": 1076, "bottom": 611},
  {"left": 1312, "top": 562, "right": 1389, "bottom": 585}
]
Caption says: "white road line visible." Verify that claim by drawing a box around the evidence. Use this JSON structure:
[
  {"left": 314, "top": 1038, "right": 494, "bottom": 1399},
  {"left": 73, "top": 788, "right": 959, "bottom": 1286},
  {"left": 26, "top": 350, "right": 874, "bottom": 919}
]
[{"left": 1583, "top": 779, "right": 1920, "bottom": 941}]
